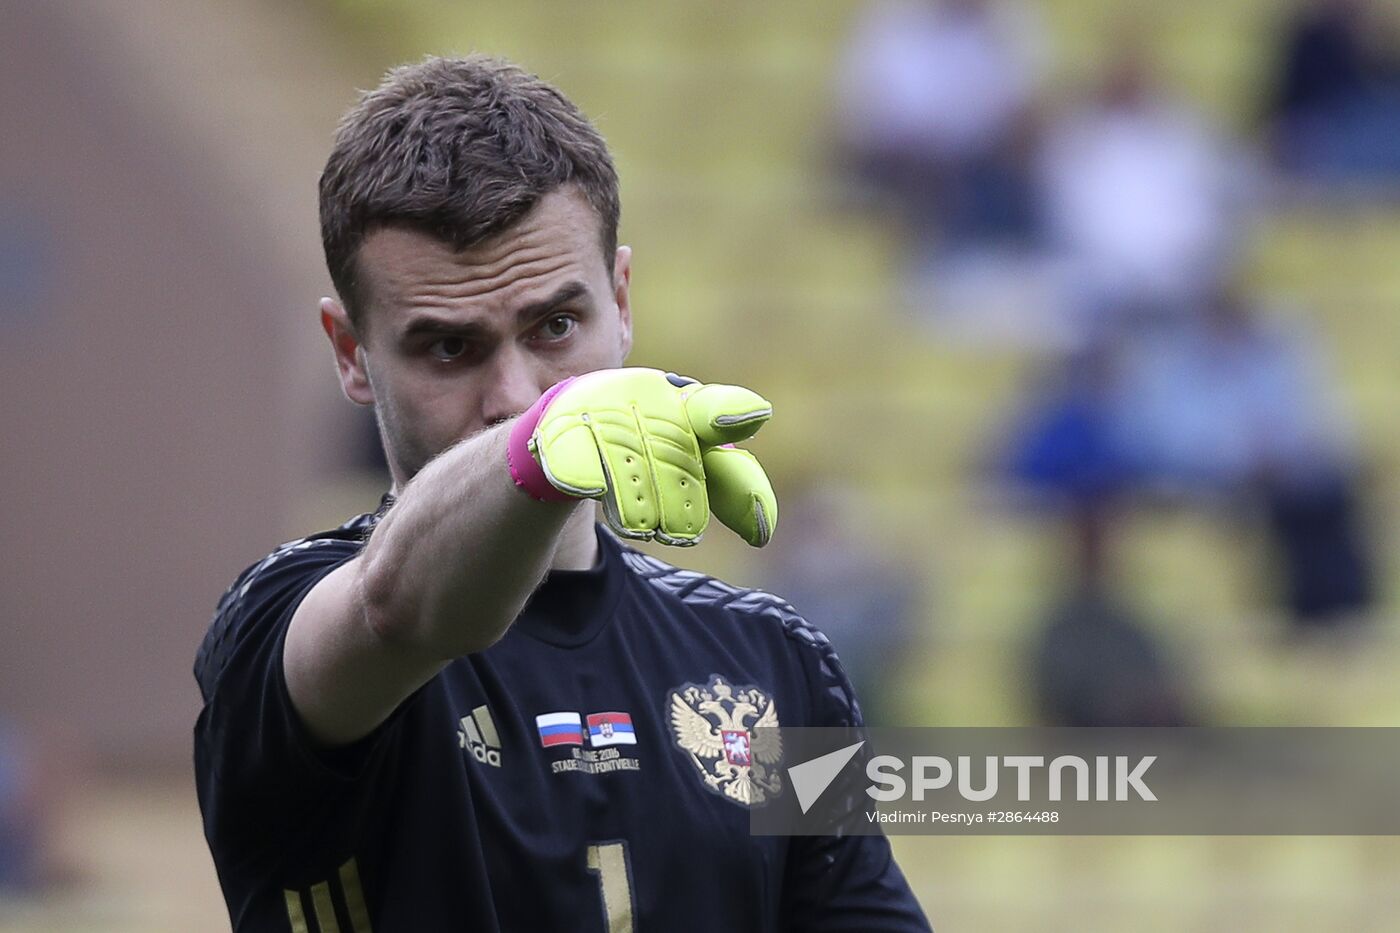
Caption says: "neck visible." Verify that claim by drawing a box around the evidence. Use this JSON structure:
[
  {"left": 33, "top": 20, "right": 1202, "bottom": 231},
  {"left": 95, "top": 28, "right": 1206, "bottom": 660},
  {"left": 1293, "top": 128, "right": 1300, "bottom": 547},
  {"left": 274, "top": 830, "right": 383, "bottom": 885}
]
[{"left": 552, "top": 503, "right": 601, "bottom": 571}]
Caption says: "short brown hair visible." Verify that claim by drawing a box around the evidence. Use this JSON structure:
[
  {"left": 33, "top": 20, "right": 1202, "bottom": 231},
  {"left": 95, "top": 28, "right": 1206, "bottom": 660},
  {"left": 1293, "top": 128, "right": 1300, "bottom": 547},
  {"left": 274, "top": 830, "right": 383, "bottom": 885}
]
[{"left": 319, "top": 55, "right": 620, "bottom": 328}]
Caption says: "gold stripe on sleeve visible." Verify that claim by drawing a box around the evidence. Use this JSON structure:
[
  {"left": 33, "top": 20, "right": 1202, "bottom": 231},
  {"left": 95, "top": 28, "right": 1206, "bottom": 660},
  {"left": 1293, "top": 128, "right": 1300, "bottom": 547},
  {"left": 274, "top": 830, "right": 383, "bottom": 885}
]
[
  {"left": 283, "top": 890, "right": 310, "bottom": 933},
  {"left": 310, "top": 881, "right": 341, "bottom": 933},
  {"left": 339, "top": 858, "right": 374, "bottom": 933}
]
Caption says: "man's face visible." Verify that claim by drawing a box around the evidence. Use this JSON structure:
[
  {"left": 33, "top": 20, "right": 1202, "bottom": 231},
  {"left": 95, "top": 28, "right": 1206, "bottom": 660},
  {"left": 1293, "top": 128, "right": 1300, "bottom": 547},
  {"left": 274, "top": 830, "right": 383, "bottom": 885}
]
[{"left": 322, "top": 187, "right": 632, "bottom": 485}]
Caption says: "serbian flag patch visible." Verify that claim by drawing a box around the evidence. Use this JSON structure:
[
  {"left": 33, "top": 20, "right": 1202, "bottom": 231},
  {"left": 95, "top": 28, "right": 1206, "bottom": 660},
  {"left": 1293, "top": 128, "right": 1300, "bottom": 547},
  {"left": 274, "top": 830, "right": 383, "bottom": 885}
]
[
  {"left": 536, "top": 712, "right": 584, "bottom": 747},
  {"left": 587, "top": 711, "right": 637, "bottom": 747}
]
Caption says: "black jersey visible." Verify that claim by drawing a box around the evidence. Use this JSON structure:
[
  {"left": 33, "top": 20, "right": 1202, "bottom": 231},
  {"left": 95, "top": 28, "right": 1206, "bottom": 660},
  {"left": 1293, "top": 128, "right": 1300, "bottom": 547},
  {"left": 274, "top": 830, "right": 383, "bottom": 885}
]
[{"left": 194, "top": 496, "right": 931, "bottom": 932}]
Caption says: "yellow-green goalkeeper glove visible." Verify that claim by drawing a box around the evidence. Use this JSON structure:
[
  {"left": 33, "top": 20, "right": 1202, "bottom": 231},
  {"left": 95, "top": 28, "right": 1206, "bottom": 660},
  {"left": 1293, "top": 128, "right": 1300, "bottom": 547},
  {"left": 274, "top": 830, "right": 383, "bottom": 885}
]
[{"left": 507, "top": 368, "right": 777, "bottom": 547}]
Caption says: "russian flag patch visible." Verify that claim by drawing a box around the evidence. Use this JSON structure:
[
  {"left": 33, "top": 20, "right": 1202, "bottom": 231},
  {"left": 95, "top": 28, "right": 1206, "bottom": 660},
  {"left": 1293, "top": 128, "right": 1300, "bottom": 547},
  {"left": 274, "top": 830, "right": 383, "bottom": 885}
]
[
  {"left": 536, "top": 712, "right": 584, "bottom": 747},
  {"left": 587, "top": 711, "right": 636, "bottom": 747}
]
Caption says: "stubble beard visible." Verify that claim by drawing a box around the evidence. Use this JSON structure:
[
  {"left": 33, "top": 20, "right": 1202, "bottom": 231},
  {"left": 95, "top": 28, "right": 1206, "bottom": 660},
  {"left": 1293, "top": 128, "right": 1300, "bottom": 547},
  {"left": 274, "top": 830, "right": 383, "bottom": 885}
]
[{"left": 372, "top": 396, "right": 432, "bottom": 489}]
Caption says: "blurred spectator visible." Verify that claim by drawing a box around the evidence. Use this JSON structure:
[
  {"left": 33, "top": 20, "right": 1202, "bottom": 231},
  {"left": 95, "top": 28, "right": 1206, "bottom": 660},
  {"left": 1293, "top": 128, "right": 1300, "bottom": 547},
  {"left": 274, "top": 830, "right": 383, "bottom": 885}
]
[
  {"left": 1027, "top": 503, "right": 1194, "bottom": 727},
  {"left": 1006, "top": 272, "right": 1376, "bottom": 635},
  {"left": 1116, "top": 289, "right": 1347, "bottom": 494},
  {"left": 0, "top": 199, "right": 56, "bottom": 332},
  {"left": 1002, "top": 343, "right": 1141, "bottom": 508},
  {"left": 1000, "top": 355, "right": 1193, "bottom": 726},
  {"left": 1116, "top": 284, "right": 1376, "bottom": 630},
  {"left": 835, "top": 0, "right": 1044, "bottom": 249},
  {"left": 1266, "top": 0, "right": 1400, "bottom": 183},
  {"left": 760, "top": 485, "right": 921, "bottom": 726},
  {"left": 1038, "top": 42, "right": 1246, "bottom": 325},
  {"left": 0, "top": 723, "right": 41, "bottom": 892}
]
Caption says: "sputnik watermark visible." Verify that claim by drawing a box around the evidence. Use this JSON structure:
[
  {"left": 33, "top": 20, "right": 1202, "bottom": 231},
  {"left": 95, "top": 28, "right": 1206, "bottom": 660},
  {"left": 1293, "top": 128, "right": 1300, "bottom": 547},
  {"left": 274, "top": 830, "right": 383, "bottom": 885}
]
[
  {"left": 751, "top": 728, "right": 1400, "bottom": 835},
  {"left": 865, "top": 754, "right": 1156, "bottom": 804},
  {"left": 790, "top": 742, "right": 1153, "bottom": 816}
]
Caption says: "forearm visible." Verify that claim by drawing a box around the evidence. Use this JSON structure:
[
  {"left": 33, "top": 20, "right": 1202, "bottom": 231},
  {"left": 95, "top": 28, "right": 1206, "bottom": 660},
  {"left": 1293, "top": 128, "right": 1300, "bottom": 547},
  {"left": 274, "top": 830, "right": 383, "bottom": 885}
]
[{"left": 358, "top": 419, "right": 583, "bottom": 657}]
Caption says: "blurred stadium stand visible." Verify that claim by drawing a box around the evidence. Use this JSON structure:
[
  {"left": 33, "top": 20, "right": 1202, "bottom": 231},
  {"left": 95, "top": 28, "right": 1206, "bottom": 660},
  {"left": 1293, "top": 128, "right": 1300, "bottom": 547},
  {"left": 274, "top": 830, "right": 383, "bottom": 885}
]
[{"left": 5, "top": 0, "right": 1400, "bottom": 929}]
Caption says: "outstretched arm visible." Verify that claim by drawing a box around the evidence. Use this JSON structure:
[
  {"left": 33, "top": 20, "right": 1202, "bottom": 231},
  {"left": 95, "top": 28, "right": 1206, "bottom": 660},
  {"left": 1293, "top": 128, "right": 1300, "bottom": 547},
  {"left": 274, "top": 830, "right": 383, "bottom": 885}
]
[
  {"left": 283, "top": 367, "right": 777, "bottom": 749},
  {"left": 283, "top": 420, "right": 582, "bottom": 747}
]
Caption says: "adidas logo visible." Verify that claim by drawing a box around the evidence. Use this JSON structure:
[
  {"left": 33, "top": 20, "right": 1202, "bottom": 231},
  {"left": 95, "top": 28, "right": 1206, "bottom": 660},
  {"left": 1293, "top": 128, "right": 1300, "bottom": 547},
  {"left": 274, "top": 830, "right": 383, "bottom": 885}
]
[{"left": 457, "top": 704, "right": 503, "bottom": 768}]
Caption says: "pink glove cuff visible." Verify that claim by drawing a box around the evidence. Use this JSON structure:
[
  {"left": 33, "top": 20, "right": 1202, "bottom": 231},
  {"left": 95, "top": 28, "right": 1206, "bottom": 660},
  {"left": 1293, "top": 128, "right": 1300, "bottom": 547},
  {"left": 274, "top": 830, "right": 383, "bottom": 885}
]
[{"left": 507, "top": 376, "right": 578, "bottom": 502}]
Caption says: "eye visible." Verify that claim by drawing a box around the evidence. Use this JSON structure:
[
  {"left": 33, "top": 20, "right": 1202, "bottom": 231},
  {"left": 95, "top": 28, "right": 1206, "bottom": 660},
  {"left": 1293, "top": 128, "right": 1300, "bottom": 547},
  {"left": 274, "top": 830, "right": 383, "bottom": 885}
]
[
  {"left": 537, "top": 314, "right": 577, "bottom": 341},
  {"left": 428, "top": 336, "right": 467, "bottom": 361}
]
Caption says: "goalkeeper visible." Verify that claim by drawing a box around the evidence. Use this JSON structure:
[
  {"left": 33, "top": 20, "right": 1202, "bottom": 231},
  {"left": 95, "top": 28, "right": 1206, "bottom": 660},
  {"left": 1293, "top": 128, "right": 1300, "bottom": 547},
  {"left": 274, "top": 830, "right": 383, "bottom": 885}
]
[{"left": 194, "top": 54, "right": 929, "bottom": 932}]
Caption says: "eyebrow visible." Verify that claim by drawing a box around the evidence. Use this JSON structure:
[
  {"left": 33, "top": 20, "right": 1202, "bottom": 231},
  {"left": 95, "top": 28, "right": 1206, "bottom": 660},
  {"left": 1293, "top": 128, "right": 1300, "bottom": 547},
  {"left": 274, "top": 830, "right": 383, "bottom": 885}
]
[{"left": 399, "top": 280, "right": 593, "bottom": 339}]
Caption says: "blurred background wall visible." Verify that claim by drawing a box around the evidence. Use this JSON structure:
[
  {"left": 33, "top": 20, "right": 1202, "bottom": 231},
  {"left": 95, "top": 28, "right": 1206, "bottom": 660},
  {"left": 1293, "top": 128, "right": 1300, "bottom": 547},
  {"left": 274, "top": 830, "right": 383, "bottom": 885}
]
[{"left": 4, "top": 0, "right": 1400, "bottom": 929}]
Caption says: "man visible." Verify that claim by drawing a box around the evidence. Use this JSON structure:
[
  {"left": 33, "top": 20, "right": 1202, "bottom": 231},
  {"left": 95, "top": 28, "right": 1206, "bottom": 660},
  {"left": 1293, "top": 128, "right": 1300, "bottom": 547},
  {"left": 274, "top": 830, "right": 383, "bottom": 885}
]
[{"left": 194, "top": 55, "right": 930, "bottom": 932}]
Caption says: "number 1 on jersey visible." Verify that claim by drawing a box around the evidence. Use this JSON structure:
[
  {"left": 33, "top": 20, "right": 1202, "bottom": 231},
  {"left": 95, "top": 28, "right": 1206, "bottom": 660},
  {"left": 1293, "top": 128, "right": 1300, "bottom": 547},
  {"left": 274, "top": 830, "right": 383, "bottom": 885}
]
[{"left": 586, "top": 841, "right": 635, "bottom": 933}]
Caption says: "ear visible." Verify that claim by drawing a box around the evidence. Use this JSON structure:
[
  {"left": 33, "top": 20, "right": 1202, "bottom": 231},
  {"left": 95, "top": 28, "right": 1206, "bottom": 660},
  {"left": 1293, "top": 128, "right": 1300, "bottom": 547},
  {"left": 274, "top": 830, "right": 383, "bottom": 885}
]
[
  {"left": 320, "top": 297, "right": 374, "bottom": 406},
  {"left": 612, "top": 245, "right": 633, "bottom": 362}
]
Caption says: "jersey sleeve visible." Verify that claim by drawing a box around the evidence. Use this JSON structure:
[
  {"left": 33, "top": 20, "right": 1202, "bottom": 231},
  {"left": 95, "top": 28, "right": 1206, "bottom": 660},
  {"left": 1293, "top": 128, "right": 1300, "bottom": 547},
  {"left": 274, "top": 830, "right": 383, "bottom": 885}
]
[
  {"left": 780, "top": 623, "right": 933, "bottom": 932},
  {"left": 193, "top": 534, "right": 407, "bottom": 871}
]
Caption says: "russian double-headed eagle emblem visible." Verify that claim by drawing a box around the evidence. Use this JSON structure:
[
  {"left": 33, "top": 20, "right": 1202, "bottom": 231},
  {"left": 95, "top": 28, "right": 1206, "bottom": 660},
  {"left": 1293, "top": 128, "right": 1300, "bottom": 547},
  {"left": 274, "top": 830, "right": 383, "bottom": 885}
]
[{"left": 667, "top": 675, "right": 782, "bottom": 807}]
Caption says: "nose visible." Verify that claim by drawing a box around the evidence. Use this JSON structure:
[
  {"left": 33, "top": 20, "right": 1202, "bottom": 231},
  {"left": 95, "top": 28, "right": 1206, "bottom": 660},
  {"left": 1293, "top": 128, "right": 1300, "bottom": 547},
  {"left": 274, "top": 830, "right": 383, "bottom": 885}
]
[{"left": 480, "top": 344, "right": 546, "bottom": 427}]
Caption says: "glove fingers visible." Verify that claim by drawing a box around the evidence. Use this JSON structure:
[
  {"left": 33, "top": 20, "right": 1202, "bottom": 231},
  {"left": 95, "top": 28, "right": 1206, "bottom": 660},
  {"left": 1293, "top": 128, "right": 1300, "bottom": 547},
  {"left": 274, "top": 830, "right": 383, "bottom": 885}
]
[
  {"left": 532, "top": 419, "right": 607, "bottom": 497},
  {"left": 650, "top": 454, "right": 709, "bottom": 547},
  {"left": 530, "top": 369, "right": 775, "bottom": 548},
  {"left": 702, "top": 446, "right": 778, "bottom": 547},
  {"left": 593, "top": 418, "right": 666, "bottom": 541},
  {"left": 684, "top": 384, "right": 773, "bottom": 447},
  {"left": 629, "top": 407, "right": 708, "bottom": 545}
]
